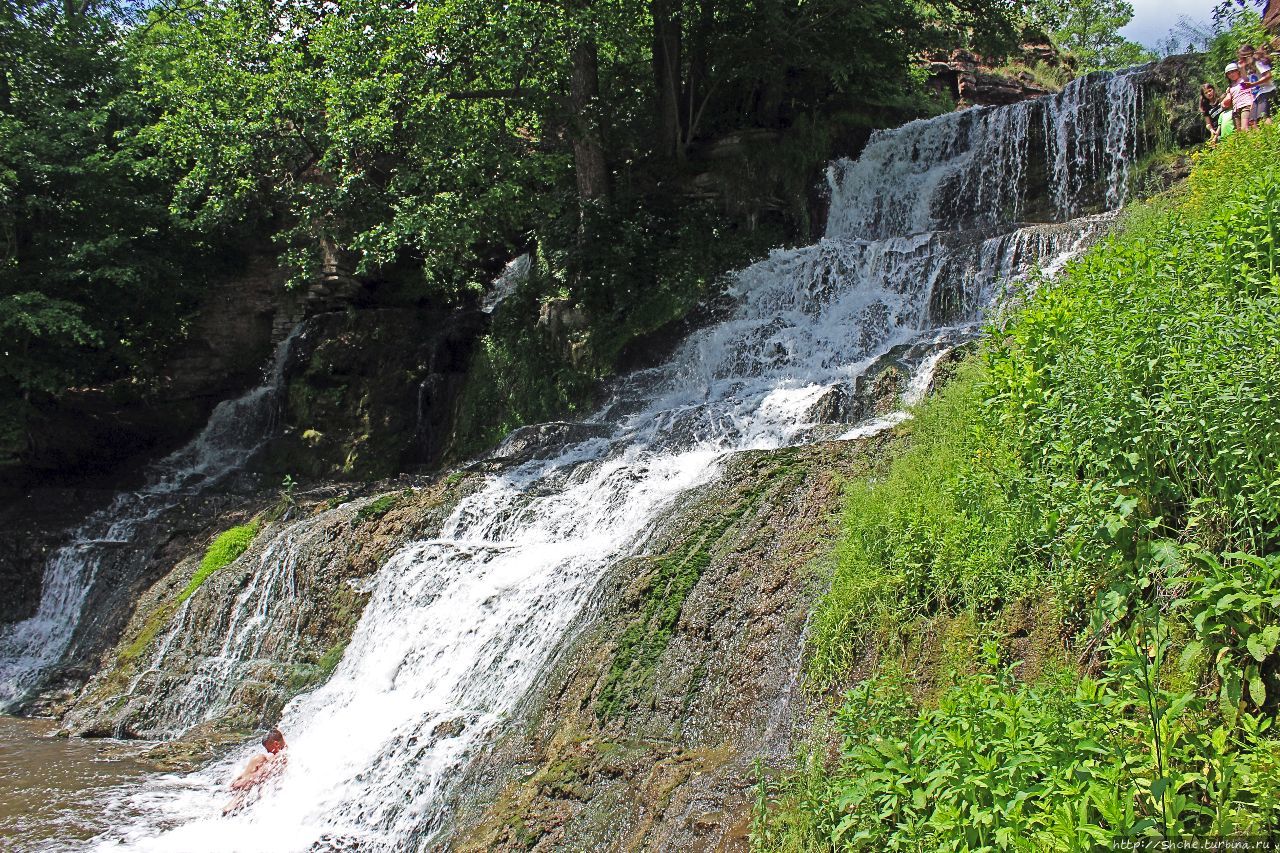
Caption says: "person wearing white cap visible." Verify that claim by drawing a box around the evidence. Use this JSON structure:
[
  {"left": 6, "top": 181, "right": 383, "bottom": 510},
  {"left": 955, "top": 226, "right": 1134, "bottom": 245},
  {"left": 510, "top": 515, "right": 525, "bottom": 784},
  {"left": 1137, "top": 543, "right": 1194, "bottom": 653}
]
[{"left": 1226, "top": 62, "right": 1256, "bottom": 131}]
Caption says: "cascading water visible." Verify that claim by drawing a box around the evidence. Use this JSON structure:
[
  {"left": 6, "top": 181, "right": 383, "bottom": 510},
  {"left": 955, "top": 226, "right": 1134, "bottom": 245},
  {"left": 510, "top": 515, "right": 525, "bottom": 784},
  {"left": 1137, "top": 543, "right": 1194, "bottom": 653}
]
[
  {"left": 0, "top": 327, "right": 302, "bottom": 712},
  {"left": 90, "top": 68, "right": 1149, "bottom": 852}
]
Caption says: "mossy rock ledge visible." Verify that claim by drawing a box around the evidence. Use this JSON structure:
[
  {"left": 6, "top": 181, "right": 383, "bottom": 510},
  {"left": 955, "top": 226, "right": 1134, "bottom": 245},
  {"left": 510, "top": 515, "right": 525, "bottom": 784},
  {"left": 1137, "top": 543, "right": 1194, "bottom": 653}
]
[{"left": 61, "top": 473, "right": 482, "bottom": 742}]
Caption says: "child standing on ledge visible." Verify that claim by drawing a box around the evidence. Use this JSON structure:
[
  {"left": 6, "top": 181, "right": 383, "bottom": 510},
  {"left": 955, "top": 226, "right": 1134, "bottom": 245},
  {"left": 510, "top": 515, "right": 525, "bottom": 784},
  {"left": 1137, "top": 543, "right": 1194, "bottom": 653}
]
[{"left": 1226, "top": 62, "right": 1256, "bottom": 131}]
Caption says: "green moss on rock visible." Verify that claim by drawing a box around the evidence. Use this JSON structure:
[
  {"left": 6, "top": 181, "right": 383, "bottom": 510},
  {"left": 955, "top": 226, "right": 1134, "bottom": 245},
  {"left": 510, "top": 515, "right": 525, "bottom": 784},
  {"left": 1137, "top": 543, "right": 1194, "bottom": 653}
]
[
  {"left": 593, "top": 459, "right": 793, "bottom": 721},
  {"left": 355, "top": 491, "right": 410, "bottom": 524},
  {"left": 182, "top": 519, "right": 261, "bottom": 602},
  {"left": 119, "top": 519, "right": 261, "bottom": 664}
]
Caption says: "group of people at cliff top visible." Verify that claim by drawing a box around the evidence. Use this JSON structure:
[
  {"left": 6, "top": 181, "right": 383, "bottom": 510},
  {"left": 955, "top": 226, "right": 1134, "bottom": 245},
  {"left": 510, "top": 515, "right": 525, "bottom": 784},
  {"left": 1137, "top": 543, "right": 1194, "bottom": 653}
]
[{"left": 1201, "top": 43, "right": 1276, "bottom": 141}]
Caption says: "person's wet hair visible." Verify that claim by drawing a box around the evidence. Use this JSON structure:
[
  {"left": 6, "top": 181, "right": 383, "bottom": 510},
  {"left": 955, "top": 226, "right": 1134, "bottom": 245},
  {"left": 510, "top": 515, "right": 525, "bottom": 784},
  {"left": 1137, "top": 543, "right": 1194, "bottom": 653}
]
[{"left": 262, "top": 727, "right": 285, "bottom": 750}]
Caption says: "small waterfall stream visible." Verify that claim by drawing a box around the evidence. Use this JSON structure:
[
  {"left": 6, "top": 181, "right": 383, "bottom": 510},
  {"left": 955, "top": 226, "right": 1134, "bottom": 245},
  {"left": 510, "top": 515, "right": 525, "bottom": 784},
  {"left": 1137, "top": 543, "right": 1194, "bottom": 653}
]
[
  {"left": 0, "top": 328, "right": 302, "bottom": 712},
  {"left": 90, "top": 68, "right": 1149, "bottom": 852}
]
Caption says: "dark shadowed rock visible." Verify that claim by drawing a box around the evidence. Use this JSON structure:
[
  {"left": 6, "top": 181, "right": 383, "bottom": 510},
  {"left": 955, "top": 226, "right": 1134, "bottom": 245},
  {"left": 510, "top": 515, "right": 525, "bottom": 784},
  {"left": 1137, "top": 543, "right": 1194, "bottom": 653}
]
[{"left": 805, "top": 384, "right": 863, "bottom": 425}]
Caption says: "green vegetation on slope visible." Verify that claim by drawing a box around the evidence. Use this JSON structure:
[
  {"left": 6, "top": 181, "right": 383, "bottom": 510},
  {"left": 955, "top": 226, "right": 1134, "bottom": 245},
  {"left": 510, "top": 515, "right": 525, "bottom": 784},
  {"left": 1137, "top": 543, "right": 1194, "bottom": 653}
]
[
  {"left": 755, "top": 125, "right": 1280, "bottom": 848},
  {"left": 182, "top": 520, "right": 261, "bottom": 601},
  {"left": 354, "top": 491, "right": 409, "bottom": 525},
  {"left": 120, "top": 519, "right": 261, "bottom": 663}
]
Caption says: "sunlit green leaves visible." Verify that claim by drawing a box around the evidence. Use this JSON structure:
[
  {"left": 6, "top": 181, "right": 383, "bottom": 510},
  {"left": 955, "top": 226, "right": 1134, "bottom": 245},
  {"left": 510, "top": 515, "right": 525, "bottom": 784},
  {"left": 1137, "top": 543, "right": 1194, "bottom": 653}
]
[{"left": 761, "top": 108, "right": 1280, "bottom": 853}]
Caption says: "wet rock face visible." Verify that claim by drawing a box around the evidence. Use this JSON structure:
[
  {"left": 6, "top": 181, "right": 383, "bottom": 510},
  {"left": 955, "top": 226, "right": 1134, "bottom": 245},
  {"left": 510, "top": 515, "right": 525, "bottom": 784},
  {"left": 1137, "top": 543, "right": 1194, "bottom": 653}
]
[
  {"left": 804, "top": 366, "right": 904, "bottom": 426},
  {"left": 61, "top": 475, "right": 479, "bottom": 740},
  {"left": 1143, "top": 53, "right": 1210, "bottom": 149},
  {"left": 449, "top": 437, "right": 892, "bottom": 852},
  {"left": 0, "top": 489, "right": 120, "bottom": 628},
  {"left": 254, "top": 308, "right": 488, "bottom": 482},
  {"left": 488, "top": 422, "right": 613, "bottom": 466}
]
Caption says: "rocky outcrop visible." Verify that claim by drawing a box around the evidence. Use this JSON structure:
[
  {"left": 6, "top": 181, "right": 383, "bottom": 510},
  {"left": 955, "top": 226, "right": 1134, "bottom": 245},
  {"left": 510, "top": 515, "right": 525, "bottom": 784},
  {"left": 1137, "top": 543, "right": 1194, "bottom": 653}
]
[
  {"left": 925, "top": 42, "right": 1071, "bottom": 107},
  {"left": 1142, "top": 53, "right": 1212, "bottom": 149},
  {"left": 0, "top": 488, "right": 119, "bottom": 627},
  {"left": 448, "top": 436, "right": 893, "bottom": 852},
  {"left": 488, "top": 422, "right": 613, "bottom": 466},
  {"left": 7, "top": 257, "right": 286, "bottom": 487},
  {"left": 805, "top": 360, "right": 905, "bottom": 426},
  {"left": 253, "top": 307, "right": 489, "bottom": 482},
  {"left": 61, "top": 474, "right": 480, "bottom": 740}
]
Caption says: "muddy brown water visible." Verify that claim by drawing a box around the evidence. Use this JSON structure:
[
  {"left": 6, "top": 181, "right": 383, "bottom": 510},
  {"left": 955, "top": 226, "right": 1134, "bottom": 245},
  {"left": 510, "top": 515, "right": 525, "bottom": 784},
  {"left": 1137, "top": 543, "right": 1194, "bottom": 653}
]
[{"left": 0, "top": 716, "right": 157, "bottom": 852}]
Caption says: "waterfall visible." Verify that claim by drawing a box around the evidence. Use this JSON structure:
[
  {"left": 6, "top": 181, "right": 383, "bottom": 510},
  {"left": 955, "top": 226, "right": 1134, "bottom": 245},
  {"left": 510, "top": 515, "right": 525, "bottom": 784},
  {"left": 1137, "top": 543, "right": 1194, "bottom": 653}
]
[
  {"left": 95, "top": 498, "right": 376, "bottom": 740},
  {"left": 92, "top": 68, "right": 1149, "bottom": 852},
  {"left": 0, "top": 327, "right": 302, "bottom": 713}
]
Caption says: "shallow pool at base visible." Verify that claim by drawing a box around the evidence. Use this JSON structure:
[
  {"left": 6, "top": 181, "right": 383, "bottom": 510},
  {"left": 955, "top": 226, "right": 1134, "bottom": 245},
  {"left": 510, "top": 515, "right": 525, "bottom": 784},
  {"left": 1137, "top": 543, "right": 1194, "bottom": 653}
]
[{"left": 0, "top": 717, "right": 156, "bottom": 852}]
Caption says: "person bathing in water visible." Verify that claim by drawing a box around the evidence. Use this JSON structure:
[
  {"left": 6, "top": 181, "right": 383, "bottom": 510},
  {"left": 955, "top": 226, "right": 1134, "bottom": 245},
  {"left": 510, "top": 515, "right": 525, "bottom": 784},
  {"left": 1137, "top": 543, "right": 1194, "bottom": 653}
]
[{"left": 223, "top": 727, "right": 288, "bottom": 815}]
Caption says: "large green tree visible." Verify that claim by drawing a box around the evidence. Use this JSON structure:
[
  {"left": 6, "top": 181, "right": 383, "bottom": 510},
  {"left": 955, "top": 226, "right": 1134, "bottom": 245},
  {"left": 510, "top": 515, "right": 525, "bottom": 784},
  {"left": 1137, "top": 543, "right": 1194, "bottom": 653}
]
[
  {"left": 2, "top": 0, "right": 1022, "bottom": 465},
  {"left": 131, "top": 0, "right": 1020, "bottom": 281},
  {"left": 1025, "top": 0, "right": 1154, "bottom": 71},
  {"left": 0, "top": 0, "right": 207, "bottom": 457}
]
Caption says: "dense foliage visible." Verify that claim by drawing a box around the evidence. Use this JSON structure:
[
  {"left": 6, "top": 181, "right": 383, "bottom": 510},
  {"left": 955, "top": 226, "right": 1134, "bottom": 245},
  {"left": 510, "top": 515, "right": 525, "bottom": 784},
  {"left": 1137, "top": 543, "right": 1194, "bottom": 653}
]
[
  {"left": 756, "top": 124, "right": 1280, "bottom": 848},
  {"left": 2, "top": 0, "right": 1036, "bottom": 468},
  {"left": 0, "top": 0, "right": 221, "bottom": 455}
]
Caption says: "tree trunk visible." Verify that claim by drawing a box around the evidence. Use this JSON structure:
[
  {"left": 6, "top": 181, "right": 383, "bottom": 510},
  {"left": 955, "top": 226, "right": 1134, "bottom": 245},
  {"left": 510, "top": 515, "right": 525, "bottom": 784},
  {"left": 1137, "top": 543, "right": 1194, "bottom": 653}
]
[
  {"left": 682, "top": 0, "right": 714, "bottom": 150},
  {"left": 650, "top": 0, "right": 683, "bottom": 159},
  {"left": 570, "top": 34, "right": 609, "bottom": 206}
]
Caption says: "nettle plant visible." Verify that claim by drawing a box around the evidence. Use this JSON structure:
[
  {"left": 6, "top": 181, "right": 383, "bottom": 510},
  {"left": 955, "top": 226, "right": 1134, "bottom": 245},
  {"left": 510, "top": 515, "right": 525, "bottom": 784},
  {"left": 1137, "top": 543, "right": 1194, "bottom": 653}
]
[{"left": 1178, "top": 550, "right": 1280, "bottom": 719}]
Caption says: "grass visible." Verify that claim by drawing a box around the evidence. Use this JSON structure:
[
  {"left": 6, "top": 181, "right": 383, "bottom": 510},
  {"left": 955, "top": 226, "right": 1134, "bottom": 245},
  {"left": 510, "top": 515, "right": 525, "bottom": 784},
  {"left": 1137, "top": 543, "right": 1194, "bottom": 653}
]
[
  {"left": 120, "top": 518, "right": 261, "bottom": 663},
  {"left": 755, "top": 123, "right": 1280, "bottom": 848},
  {"left": 354, "top": 490, "right": 411, "bottom": 524},
  {"left": 985, "top": 60, "right": 1072, "bottom": 92},
  {"left": 181, "top": 519, "right": 260, "bottom": 602}
]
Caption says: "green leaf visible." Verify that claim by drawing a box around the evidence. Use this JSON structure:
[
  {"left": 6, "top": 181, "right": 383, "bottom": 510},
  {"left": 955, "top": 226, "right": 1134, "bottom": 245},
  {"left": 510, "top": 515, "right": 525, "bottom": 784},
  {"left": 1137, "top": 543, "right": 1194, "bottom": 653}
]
[
  {"left": 1178, "top": 641, "right": 1204, "bottom": 671},
  {"left": 1247, "top": 633, "right": 1269, "bottom": 663},
  {"left": 1249, "top": 671, "right": 1267, "bottom": 707}
]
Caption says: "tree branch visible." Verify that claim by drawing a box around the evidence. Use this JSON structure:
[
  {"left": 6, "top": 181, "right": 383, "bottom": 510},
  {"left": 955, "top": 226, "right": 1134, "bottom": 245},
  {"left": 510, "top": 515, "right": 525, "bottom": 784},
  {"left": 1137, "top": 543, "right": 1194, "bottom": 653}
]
[{"left": 446, "top": 88, "right": 524, "bottom": 100}]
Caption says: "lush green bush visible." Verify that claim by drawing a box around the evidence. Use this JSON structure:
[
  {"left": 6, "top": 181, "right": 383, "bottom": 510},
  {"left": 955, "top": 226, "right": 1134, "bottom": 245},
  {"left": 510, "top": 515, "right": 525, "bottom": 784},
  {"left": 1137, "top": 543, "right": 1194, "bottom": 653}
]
[
  {"left": 989, "top": 125, "right": 1280, "bottom": 560},
  {"left": 758, "top": 116, "right": 1280, "bottom": 851},
  {"left": 759, "top": 630, "right": 1280, "bottom": 849},
  {"left": 182, "top": 519, "right": 261, "bottom": 602},
  {"left": 807, "top": 362, "right": 1036, "bottom": 686}
]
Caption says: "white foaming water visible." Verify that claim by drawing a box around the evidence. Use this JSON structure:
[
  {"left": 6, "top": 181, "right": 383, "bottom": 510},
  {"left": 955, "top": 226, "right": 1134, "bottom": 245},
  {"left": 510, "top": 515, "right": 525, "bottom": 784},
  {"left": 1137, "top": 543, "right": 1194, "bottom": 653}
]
[
  {"left": 1048, "top": 70, "right": 1146, "bottom": 217},
  {"left": 89, "top": 68, "right": 1149, "bottom": 853},
  {"left": 0, "top": 328, "right": 302, "bottom": 712},
  {"left": 480, "top": 254, "right": 532, "bottom": 314},
  {"left": 825, "top": 66, "right": 1146, "bottom": 239}
]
